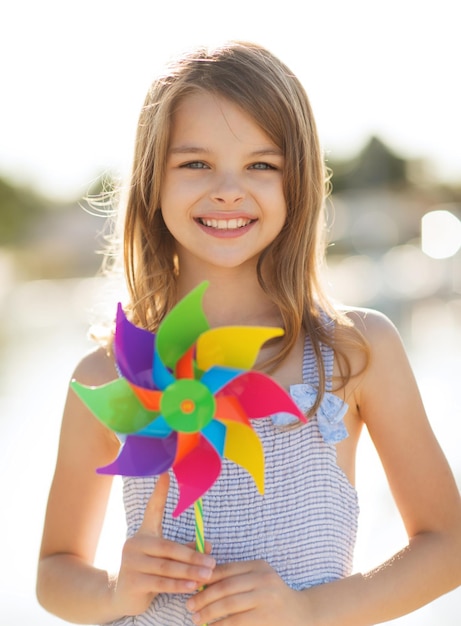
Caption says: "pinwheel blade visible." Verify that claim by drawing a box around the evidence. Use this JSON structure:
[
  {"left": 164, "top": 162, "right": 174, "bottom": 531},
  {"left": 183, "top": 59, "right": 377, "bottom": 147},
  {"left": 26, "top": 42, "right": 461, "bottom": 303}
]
[
  {"left": 174, "top": 432, "right": 200, "bottom": 464},
  {"left": 202, "top": 419, "right": 226, "bottom": 457},
  {"left": 137, "top": 415, "right": 172, "bottom": 438},
  {"left": 221, "top": 419, "right": 265, "bottom": 494},
  {"left": 196, "top": 326, "right": 284, "bottom": 371},
  {"left": 200, "top": 365, "right": 243, "bottom": 394},
  {"left": 156, "top": 282, "right": 210, "bottom": 370},
  {"left": 114, "top": 304, "right": 156, "bottom": 389},
  {"left": 71, "top": 378, "right": 160, "bottom": 433},
  {"left": 175, "top": 346, "right": 195, "bottom": 379},
  {"left": 153, "top": 346, "right": 175, "bottom": 390},
  {"left": 129, "top": 384, "right": 162, "bottom": 411},
  {"left": 172, "top": 435, "right": 222, "bottom": 517},
  {"left": 215, "top": 395, "right": 251, "bottom": 426},
  {"left": 97, "top": 432, "right": 177, "bottom": 476},
  {"left": 216, "top": 371, "right": 307, "bottom": 422}
]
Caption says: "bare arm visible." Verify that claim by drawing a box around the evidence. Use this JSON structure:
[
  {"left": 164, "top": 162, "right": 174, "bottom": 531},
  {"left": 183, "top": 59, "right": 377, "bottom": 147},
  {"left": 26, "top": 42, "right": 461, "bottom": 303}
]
[
  {"left": 37, "top": 348, "right": 121, "bottom": 623},
  {"left": 37, "top": 348, "right": 215, "bottom": 624},
  {"left": 304, "top": 311, "right": 461, "bottom": 625}
]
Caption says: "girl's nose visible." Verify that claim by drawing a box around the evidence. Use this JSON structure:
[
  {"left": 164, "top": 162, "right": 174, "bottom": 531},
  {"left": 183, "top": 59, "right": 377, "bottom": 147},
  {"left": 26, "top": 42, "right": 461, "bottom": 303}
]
[{"left": 211, "top": 173, "right": 245, "bottom": 205}]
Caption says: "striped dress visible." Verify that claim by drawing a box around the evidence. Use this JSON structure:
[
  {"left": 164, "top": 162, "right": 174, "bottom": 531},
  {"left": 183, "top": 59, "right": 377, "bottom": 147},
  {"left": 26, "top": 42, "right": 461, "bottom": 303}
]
[{"left": 105, "top": 331, "right": 359, "bottom": 625}]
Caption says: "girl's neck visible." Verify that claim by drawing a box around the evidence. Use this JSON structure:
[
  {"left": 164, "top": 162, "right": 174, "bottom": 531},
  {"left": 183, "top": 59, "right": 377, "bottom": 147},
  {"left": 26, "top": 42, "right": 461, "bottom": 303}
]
[{"left": 176, "top": 266, "right": 282, "bottom": 329}]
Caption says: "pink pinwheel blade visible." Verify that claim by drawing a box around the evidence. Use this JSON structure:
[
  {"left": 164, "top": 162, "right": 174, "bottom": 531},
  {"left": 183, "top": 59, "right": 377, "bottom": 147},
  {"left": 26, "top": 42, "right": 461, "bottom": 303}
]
[
  {"left": 216, "top": 371, "right": 307, "bottom": 422},
  {"left": 172, "top": 435, "right": 222, "bottom": 517},
  {"left": 97, "top": 432, "right": 177, "bottom": 476},
  {"left": 115, "top": 303, "right": 156, "bottom": 389}
]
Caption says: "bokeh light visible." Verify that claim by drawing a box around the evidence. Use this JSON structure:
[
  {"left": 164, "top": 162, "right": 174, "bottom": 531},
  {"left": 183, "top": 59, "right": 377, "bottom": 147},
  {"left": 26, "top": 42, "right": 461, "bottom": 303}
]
[{"left": 421, "top": 208, "right": 461, "bottom": 260}]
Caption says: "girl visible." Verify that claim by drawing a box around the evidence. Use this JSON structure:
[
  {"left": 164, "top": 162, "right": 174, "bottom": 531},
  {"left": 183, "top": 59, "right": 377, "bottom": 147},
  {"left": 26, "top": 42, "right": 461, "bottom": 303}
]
[{"left": 37, "top": 41, "right": 461, "bottom": 625}]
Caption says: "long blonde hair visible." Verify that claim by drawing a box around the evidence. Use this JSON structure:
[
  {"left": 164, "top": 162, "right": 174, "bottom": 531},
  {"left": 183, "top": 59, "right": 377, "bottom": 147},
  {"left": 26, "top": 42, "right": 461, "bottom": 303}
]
[{"left": 111, "top": 41, "right": 366, "bottom": 410}]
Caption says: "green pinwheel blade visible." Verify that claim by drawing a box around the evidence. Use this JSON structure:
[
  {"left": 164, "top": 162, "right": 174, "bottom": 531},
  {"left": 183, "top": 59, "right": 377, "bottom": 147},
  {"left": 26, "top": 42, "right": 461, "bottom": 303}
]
[
  {"left": 71, "top": 378, "right": 160, "bottom": 434},
  {"left": 156, "top": 281, "right": 210, "bottom": 370}
]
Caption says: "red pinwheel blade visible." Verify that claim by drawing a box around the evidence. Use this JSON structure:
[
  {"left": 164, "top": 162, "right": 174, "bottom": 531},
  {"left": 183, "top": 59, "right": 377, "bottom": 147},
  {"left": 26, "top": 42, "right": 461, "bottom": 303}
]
[
  {"left": 172, "top": 435, "right": 222, "bottom": 517},
  {"left": 175, "top": 345, "right": 195, "bottom": 379},
  {"left": 215, "top": 395, "right": 251, "bottom": 427},
  {"left": 129, "top": 384, "right": 162, "bottom": 411},
  {"left": 114, "top": 303, "right": 156, "bottom": 389},
  {"left": 97, "top": 432, "right": 177, "bottom": 476},
  {"left": 174, "top": 432, "right": 200, "bottom": 464},
  {"left": 216, "top": 371, "right": 307, "bottom": 423}
]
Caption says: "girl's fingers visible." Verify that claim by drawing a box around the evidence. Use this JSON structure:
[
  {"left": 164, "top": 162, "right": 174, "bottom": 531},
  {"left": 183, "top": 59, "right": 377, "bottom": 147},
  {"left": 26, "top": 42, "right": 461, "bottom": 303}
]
[
  {"left": 185, "top": 540, "right": 213, "bottom": 554},
  {"left": 139, "top": 473, "right": 170, "bottom": 536}
]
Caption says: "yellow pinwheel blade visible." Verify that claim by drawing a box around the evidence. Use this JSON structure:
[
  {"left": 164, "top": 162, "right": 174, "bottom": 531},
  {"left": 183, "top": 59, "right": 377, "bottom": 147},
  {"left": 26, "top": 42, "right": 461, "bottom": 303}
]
[
  {"left": 221, "top": 419, "right": 265, "bottom": 494},
  {"left": 196, "top": 326, "right": 284, "bottom": 371}
]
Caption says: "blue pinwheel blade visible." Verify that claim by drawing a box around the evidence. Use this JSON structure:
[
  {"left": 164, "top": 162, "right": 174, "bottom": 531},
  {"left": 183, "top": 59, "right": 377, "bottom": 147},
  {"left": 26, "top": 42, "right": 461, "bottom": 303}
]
[
  {"left": 200, "top": 365, "right": 243, "bottom": 393},
  {"left": 201, "top": 419, "right": 226, "bottom": 457},
  {"left": 153, "top": 345, "right": 175, "bottom": 390},
  {"left": 137, "top": 415, "right": 173, "bottom": 438}
]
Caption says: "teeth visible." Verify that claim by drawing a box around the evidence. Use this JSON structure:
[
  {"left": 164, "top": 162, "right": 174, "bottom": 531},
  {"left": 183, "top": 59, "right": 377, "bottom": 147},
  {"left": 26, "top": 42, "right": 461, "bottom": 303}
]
[{"left": 200, "top": 218, "right": 251, "bottom": 229}]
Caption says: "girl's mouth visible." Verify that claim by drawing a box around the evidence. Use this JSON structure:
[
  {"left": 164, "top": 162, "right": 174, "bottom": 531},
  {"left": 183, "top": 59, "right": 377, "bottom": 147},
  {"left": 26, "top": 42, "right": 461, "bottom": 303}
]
[{"left": 196, "top": 217, "right": 255, "bottom": 230}]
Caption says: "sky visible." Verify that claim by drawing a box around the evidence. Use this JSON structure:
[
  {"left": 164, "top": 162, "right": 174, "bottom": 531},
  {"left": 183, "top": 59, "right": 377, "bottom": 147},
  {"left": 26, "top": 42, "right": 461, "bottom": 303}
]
[{"left": 1, "top": 0, "right": 461, "bottom": 199}]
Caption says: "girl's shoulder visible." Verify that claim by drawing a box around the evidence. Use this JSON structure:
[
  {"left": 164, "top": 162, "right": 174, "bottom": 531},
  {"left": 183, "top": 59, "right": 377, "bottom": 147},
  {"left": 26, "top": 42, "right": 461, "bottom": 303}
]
[
  {"left": 331, "top": 305, "right": 406, "bottom": 390},
  {"left": 337, "top": 304, "right": 401, "bottom": 346},
  {"left": 336, "top": 305, "right": 413, "bottom": 404},
  {"left": 72, "top": 344, "right": 118, "bottom": 387}
]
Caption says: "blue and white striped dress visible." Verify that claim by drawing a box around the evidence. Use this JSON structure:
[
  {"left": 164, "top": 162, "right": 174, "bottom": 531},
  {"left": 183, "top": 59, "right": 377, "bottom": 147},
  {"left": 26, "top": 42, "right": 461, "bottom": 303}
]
[{"left": 106, "top": 332, "right": 359, "bottom": 625}]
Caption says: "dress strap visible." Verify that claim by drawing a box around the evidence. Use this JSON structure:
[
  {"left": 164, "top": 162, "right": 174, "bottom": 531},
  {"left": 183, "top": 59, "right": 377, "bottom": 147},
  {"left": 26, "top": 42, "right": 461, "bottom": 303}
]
[{"left": 302, "top": 313, "right": 335, "bottom": 392}]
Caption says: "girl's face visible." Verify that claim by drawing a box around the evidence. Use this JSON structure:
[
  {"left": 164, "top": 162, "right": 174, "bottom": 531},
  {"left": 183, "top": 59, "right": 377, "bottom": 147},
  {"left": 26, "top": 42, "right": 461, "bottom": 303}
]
[{"left": 160, "top": 91, "right": 287, "bottom": 276}]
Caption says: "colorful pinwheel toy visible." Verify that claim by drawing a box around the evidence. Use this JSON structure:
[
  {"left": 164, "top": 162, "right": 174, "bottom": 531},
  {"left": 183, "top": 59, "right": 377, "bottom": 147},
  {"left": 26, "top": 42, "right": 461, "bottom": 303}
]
[{"left": 71, "top": 281, "right": 306, "bottom": 554}]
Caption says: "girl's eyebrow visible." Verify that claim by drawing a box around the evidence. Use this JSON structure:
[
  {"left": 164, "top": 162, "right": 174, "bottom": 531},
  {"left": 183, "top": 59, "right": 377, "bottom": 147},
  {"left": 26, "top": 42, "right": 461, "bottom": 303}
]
[
  {"left": 168, "top": 145, "right": 210, "bottom": 154},
  {"left": 168, "top": 145, "right": 283, "bottom": 156}
]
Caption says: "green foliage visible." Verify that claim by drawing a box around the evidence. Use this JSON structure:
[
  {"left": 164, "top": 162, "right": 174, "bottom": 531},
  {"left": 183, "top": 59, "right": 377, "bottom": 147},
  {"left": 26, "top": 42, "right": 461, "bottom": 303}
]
[
  {"left": 329, "top": 136, "right": 408, "bottom": 193},
  {"left": 0, "top": 176, "right": 50, "bottom": 245}
]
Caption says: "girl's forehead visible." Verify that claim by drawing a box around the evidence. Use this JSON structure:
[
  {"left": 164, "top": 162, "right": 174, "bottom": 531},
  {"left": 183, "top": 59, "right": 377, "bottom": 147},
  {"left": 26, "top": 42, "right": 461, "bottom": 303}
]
[{"left": 169, "top": 91, "right": 279, "bottom": 151}]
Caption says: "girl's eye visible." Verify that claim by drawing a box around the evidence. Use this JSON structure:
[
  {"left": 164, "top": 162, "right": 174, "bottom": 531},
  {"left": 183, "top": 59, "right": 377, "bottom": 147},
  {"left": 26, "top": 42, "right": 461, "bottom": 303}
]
[
  {"left": 181, "top": 161, "right": 209, "bottom": 169},
  {"left": 249, "top": 162, "right": 276, "bottom": 170}
]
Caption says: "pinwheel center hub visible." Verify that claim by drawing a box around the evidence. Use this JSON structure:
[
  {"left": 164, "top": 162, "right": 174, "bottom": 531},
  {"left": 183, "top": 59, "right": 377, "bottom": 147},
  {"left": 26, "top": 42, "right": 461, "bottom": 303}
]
[
  {"left": 180, "top": 399, "right": 195, "bottom": 414},
  {"left": 161, "top": 379, "right": 215, "bottom": 433}
]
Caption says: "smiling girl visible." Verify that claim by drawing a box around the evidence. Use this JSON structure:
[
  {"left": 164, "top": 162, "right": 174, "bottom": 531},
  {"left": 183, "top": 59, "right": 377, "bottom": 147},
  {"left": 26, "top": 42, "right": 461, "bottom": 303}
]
[{"left": 37, "top": 41, "right": 461, "bottom": 626}]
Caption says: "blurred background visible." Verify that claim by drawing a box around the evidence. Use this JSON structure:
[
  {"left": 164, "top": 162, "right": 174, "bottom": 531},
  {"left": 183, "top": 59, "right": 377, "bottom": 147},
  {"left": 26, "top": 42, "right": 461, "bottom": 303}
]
[{"left": 1, "top": 1, "right": 460, "bottom": 624}]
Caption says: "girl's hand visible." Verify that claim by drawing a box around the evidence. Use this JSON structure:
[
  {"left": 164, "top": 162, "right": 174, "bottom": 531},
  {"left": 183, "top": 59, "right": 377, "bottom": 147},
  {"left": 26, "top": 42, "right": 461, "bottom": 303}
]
[
  {"left": 111, "top": 474, "right": 216, "bottom": 617},
  {"left": 186, "top": 560, "right": 310, "bottom": 625}
]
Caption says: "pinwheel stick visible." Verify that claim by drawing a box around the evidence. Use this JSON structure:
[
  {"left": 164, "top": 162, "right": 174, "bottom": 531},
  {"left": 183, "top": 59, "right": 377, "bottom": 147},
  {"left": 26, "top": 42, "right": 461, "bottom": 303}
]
[
  {"left": 193, "top": 498, "right": 208, "bottom": 625},
  {"left": 194, "top": 498, "right": 205, "bottom": 555}
]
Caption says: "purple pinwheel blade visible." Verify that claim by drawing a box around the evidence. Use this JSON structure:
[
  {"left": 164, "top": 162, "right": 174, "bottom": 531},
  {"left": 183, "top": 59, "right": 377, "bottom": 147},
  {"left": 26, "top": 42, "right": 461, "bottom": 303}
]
[
  {"left": 217, "top": 371, "right": 307, "bottom": 422},
  {"left": 97, "top": 432, "right": 177, "bottom": 476},
  {"left": 115, "top": 303, "right": 156, "bottom": 389},
  {"left": 172, "top": 435, "right": 222, "bottom": 517}
]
